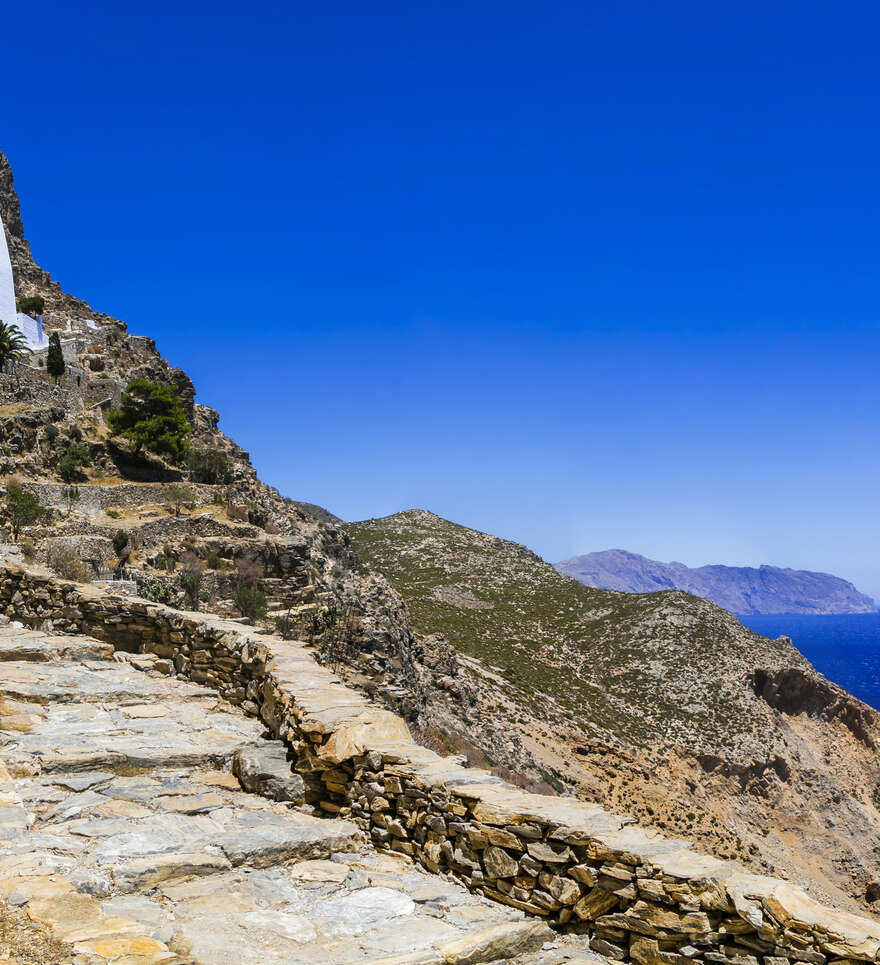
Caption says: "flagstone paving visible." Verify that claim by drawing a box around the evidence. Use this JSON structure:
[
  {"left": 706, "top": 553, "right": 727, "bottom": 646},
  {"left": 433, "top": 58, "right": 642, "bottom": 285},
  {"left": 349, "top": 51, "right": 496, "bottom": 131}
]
[{"left": 0, "top": 623, "right": 581, "bottom": 964}]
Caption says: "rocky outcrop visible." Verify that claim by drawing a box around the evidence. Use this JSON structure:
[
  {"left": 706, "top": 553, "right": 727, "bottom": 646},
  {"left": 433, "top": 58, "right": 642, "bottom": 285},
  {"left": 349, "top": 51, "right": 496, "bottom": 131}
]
[
  {"left": 556, "top": 550, "right": 876, "bottom": 615},
  {"left": 752, "top": 667, "right": 877, "bottom": 747}
]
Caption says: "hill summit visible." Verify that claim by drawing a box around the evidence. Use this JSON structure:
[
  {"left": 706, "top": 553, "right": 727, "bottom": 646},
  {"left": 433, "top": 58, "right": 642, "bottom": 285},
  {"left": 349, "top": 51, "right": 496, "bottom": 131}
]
[{"left": 556, "top": 549, "right": 876, "bottom": 615}]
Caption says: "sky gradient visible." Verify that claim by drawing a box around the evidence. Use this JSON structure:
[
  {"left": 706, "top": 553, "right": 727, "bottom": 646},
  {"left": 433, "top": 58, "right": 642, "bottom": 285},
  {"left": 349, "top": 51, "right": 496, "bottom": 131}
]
[{"left": 4, "top": 2, "right": 880, "bottom": 596}]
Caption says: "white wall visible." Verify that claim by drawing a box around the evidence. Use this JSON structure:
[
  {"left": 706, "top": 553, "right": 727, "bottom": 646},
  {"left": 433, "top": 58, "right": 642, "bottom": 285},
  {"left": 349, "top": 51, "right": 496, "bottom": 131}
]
[
  {"left": 0, "top": 215, "right": 17, "bottom": 328},
  {"left": 0, "top": 214, "right": 49, "bottom": 351},
  {"left": 14, "top": 313, "right": 47, "bottom": 350}
]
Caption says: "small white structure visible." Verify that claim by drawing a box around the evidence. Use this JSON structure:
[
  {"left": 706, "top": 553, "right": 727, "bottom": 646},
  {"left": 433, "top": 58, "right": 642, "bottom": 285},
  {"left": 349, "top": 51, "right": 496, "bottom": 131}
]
[{"left": 0, "top": 213, "right": 48, "bottom": 351}]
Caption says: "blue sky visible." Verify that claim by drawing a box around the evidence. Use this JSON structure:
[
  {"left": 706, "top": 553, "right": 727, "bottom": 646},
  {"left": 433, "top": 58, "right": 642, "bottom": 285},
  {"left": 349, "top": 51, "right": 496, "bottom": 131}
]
[{"left": 4, "top": 2, "right": 880, "bottom": 596}]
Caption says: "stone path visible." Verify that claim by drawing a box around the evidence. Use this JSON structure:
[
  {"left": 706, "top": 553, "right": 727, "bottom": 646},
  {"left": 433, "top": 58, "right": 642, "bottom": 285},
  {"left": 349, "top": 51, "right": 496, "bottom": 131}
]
[{"left": 0, "top": 623, "right": 590, "bottom": 964}]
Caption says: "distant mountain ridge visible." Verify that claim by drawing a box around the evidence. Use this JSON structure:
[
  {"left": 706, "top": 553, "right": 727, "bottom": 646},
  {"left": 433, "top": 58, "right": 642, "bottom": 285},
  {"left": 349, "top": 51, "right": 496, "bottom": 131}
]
[{"left": 555, "top": 549, "right": 876, "bottom": 615}]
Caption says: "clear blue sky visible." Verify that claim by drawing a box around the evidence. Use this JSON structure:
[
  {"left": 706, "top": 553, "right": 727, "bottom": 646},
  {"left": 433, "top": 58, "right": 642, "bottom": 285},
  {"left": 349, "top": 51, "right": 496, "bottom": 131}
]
[{"left": 4, "top": 2, "right": 880, "bottom": 596}]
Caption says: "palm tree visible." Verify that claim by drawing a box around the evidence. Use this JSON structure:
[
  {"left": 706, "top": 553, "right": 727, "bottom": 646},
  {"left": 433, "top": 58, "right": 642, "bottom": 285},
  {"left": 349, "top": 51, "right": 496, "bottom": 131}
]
[{"left": 0, "top": 321, "right": 30, "bottom": 373}]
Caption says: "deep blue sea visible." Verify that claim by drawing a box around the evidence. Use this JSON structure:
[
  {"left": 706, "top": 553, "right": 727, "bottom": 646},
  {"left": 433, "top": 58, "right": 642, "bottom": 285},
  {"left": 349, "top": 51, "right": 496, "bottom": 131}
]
[{"left": 739, "top": 612, "right": 880, "bottom": 711}]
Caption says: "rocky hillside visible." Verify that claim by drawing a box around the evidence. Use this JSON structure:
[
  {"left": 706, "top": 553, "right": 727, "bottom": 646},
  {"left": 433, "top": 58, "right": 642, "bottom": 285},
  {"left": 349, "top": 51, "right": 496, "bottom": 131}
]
[
  {"left": 557, "top": 549, "right": 876, "bottom": 615},
  {"left": 5, "top": 145, "right": 880, "bottom": 920},
  {"left": 347, "top": 510, "right": 880, "bottom": 913}
]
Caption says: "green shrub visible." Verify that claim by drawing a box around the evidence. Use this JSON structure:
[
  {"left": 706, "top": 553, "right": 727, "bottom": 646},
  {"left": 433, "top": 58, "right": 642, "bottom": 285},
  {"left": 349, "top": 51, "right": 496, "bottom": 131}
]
[
  {"left": 47, "top": 545, "right": 91, "bottom": 583},
  {"left": 234, "top": 585, "right": 267, "bottom": 622},
  {"left": 139, "top": 580, "right": 175, "bottom": 605},
  {"left": 274, "top": 612, "right": 296, "bottom": 639},
  {"left": 61, "top": 485, "right": 79, "bottom": 517},
  {"left": 186, "top": 447, "right": 232, "bottom": 484},
  {"left": 56, "top": 441, "right": 90, "bottom": 483},
  {"left": 178, "top": 551, "right": 204, "bottom": 609},
  {"left": 5, "top": 478, "right": 44, "bottom": 540},
  {"left": 105, "top": 509, "right": 121, "bottom": 519},
  {"left": 112, "top": 530, "right": 129, "bottom": 557},
  {"left": 16, "top": 295, "right": 44, "bottom": 317}
]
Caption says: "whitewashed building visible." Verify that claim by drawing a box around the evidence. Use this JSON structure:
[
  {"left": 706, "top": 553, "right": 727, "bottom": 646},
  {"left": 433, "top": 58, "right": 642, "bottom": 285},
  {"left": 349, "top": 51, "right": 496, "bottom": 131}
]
[{"left": 0, "top": 212, "right": 48, "bottom": 351}]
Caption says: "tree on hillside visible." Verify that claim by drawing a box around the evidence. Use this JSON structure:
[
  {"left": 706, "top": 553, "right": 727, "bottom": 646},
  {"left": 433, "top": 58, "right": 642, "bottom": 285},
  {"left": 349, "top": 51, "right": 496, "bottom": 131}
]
[
  {"left": 186, "top": 446, "right": 232, "bottom": 484},
  {"left": 57, "top": 430, "right": 91, "bottom": 483},
  {"left": 0, "top": 321, "right": 29, "bottom": 373},
  {"left": 61, "top": 485, "right": 80, "bottom": 517},
  {"left": 5, "top": 477, "right": 44, "bottom": 541},
  {"left": 106, "top": 380, "right": 190, "bottom": 462},
  {"left": 179, "top": 551, "right": 204, "bottom": 609},
  {"left": 164, "top": 484, "right": 195, "bottom": 517},
  {"left": 112, "top": 530, "right": 129, "bottom": 557},
  {"left": 232, "top": 555, "right": 266, "bottom": 621},
  {"left": 46, "top": 332, "right": 65, "bottom": 383}
]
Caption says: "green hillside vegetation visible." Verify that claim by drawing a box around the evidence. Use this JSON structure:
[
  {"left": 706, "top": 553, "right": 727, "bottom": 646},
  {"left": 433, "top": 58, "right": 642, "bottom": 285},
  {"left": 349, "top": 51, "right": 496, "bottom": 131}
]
[{"left": 346, "top": 510, "right": 806, "bottom": 760}]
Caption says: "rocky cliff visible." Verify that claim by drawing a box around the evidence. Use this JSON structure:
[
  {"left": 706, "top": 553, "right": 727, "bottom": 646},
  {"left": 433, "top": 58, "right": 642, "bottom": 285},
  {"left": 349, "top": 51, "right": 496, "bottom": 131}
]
[{"left": 556, "top": 549, "right": 876, "bottom": 615}]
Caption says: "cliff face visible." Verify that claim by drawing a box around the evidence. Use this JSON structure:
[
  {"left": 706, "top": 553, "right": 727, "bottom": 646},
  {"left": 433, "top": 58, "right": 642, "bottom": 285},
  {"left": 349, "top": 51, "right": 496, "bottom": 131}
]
[{"left": 556, "top": 549, "right": 876, "bottom": 615}]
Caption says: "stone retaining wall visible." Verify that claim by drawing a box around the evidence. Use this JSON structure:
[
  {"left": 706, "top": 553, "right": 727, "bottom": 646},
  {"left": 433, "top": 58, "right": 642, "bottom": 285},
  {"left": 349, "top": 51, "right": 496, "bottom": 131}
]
[
  {"left": 26, "top": 482, "right": 218, "bottom": 517},
  {"left": 2, "top": 562, "right": 880, "bottom": 965}
]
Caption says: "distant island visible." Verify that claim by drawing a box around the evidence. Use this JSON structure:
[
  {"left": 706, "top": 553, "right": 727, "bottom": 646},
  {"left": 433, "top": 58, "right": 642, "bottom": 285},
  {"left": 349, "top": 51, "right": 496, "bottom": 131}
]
[{"left": 555, "top": 549, "right": 876, "bottom": 615}]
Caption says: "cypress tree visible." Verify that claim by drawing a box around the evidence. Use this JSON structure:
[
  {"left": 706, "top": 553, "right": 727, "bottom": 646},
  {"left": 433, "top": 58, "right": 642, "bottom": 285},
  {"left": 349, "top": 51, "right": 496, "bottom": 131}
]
[{"left": 47, "top": 332, "right": 65, "bottom": 383}]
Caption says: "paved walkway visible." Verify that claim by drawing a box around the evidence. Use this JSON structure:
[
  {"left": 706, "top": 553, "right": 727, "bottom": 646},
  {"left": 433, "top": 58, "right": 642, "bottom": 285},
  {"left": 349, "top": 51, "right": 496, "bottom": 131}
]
[{"left": 0, "top": 623, "right": 599, "bottom": 964}]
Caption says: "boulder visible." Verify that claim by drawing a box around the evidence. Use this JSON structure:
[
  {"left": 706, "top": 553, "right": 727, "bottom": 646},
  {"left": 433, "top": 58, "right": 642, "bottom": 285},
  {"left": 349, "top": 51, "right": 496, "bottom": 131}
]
[{"left": 232, "top": 743, "right": 306, "bottom": 803}]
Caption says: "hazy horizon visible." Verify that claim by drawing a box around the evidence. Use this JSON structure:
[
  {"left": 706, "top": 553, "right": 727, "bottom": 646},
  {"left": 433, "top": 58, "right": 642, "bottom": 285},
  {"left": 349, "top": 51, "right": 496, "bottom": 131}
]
[
  {"left": 344, "top": 510, "right": 879, "bottom": 602},
  {"left": 5, "top": 2, "right": 880, "bottom": 598}
]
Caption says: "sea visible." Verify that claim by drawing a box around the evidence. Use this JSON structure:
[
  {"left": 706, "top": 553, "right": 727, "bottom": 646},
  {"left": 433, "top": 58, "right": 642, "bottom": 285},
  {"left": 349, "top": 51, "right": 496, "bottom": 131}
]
[{"left": 739, "top": 612, "right": 880, "bottom": 712}]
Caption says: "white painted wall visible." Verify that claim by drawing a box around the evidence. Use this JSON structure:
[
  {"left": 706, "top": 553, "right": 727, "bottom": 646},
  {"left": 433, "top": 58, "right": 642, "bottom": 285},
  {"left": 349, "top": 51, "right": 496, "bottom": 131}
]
[
  {"left": 0, "top": 215, "right": 17, "bottom": 328},
  {"left": 15, "top": 313, "right": 47, "bottom": 350},
  {"left": 0, "top": 214, "right": 48, "bottom": 351}
]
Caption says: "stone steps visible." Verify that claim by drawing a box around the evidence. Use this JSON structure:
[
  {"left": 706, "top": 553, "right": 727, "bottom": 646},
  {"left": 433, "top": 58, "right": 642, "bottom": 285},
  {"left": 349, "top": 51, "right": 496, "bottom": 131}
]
[{"left": 0, "top": 625, "right": 560, "bottom": 964}]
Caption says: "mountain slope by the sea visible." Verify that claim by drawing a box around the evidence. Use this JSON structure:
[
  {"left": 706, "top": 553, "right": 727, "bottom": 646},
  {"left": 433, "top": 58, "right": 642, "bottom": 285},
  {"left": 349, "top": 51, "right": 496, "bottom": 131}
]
[
  {"left": 556, "top": 548, "right": 876, "bottom": 615},
  {"left": 346, "top": 510, "right": 880, "bottom": 911}
]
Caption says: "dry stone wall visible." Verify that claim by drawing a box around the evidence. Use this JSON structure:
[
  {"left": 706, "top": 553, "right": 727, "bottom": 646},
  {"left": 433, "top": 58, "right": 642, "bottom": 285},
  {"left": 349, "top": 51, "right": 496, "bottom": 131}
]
[
  {"left": 2, "top": 561, "right": 880, "bottom": 965},
  {"left": 25, "top": 482, "right": 218, "bottom": 517}
]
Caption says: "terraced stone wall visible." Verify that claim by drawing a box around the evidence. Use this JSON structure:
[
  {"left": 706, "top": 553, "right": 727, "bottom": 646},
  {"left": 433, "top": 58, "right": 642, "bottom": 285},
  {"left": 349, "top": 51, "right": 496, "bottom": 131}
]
[
  {"left": 3, "top": 562, "right": 880, "bottom": 965},
  {"left": 25, "top": 481, "right": 218, "bottom": 517}
]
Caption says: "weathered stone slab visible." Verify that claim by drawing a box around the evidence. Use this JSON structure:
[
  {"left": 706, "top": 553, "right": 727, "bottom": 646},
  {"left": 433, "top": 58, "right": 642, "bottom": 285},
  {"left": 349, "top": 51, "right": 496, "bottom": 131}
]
[{"left": 232, "top": 742, "right": 306, "bottom": 802}]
